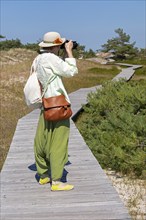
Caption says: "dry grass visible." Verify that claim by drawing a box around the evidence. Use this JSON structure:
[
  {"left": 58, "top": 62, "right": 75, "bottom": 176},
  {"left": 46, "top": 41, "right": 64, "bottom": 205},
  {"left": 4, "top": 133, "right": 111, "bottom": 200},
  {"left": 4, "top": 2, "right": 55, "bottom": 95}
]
[{"left": 0, "top": 49, "right": 36, "bottom": 169}]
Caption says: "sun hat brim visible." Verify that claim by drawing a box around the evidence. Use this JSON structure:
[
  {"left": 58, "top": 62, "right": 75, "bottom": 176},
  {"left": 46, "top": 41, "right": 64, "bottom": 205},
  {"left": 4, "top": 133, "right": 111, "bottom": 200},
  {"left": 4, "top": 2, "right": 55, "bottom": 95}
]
[{"left": 39, "top": 38, "right": 66, "bottom": 48}]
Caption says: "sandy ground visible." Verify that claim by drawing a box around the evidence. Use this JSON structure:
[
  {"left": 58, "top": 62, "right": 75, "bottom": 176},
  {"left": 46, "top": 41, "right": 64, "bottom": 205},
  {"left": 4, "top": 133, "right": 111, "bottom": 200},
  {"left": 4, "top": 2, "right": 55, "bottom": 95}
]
[{"left": 105, "top": 170, "right": 146, "bottom": 220}]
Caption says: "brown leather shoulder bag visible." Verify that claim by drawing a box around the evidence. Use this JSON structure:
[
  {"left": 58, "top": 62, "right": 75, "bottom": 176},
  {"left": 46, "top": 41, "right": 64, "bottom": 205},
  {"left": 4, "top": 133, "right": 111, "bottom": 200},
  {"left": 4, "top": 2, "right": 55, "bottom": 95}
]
[{"left": 43, "top": 94, "right": 72, "bottom": 121}]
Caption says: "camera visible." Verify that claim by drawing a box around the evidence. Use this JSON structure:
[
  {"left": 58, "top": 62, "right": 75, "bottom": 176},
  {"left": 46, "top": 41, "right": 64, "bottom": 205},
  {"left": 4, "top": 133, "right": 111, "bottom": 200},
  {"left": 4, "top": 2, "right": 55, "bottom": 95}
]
[{"left": 60, "top": 40, "right": 78, "bottom": 49}]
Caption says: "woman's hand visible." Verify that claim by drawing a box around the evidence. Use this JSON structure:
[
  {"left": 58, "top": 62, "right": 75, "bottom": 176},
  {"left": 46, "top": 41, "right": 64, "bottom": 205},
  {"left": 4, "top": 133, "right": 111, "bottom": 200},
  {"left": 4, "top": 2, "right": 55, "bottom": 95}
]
[
  {"left": 64, "top": 40, "right": 73, "bottom": 58},
  {"left": 65, "top": 40, "right": 73, "bottom": 51}
]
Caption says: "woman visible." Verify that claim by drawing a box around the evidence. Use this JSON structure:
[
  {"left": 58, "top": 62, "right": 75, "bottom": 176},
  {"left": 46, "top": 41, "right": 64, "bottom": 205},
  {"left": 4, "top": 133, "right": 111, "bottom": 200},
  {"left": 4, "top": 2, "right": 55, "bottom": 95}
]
[{"left": 33, "top": 31, "right": 78, "bottom": 191}]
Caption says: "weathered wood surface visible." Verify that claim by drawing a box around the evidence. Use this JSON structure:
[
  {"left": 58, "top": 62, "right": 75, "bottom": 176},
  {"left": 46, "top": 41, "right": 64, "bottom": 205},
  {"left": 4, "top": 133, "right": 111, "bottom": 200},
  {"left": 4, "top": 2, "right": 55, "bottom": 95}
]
[
  {"left": 113, "top": 64, "right": 142, "bottom": 81},
  {"left": 1, "top": 110, "right": 131, "bottom": 220},
  {"left": 1, "top": 64, "right": 141, "bottom": 220}
]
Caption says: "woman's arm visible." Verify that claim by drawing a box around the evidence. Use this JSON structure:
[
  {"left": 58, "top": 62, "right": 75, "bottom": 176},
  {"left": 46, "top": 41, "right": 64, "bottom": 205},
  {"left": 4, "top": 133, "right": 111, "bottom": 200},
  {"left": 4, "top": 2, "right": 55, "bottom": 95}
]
[{"left": 42, "top": 43, "right": 78, "bottom": 77}]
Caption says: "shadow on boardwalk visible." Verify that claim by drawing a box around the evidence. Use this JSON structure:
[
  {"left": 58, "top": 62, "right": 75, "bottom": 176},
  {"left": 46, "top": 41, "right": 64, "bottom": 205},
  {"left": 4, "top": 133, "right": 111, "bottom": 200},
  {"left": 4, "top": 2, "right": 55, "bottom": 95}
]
[{"left": 1, "top": 63, "right": 142, "bottom": 220}]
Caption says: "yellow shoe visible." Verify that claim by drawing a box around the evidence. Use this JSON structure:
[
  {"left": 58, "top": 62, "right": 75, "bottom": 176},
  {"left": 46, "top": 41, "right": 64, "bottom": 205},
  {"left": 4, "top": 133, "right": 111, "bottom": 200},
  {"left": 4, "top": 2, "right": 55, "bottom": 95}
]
[
  {"left": 39, "top": 177, "right": 51, "bottom": 185},
  {"left": 51, "top": 182, "right": 74, "bottom": 191}
]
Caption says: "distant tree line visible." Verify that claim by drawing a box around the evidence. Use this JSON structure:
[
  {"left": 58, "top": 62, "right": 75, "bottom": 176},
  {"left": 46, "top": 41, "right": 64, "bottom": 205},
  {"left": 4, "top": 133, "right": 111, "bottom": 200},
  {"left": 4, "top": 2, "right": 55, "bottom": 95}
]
[
  {"left": 0, "top": 28, "right": 146, "bottom": 60},
  {"left": 0, "top": 35, "right": 39, "bottom": 51},
  {"left": 0, "top": 34, "right": 95, "bottom": 59}
]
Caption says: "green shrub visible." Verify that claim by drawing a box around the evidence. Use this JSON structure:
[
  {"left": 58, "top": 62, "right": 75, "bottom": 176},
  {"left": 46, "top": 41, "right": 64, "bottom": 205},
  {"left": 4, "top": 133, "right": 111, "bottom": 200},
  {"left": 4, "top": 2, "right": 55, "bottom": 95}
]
[
  {"left": 0, "top": 39, "right": 23, "bottom": 50},
  {"left": 77, "top": 80, "right": 146, "bottom": 178},
  {"left": 89, "top": 66, "right": 119, "bottom": 75},
  {"left": 24, "top": 43, "right": 39, "bottom": 51},
  {"left": 135, "top": 66, "right": 146, "bottom": 76},
  {"left": 119, "top": 58, "right": 146, "bottom": 65}
]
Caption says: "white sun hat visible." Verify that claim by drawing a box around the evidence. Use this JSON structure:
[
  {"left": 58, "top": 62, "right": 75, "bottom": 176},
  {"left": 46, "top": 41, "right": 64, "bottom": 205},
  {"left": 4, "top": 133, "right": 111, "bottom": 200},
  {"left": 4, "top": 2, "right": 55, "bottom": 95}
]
[{"left": 39, "top": 32, "right": 66, "bottom": 48}]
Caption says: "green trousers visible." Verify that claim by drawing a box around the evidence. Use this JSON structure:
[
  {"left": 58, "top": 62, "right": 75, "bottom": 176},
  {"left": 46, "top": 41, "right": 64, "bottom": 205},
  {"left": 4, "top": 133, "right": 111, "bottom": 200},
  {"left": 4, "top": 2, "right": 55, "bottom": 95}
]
[{"left": 34, "top": 111, "right": 70, "bottom": 181}]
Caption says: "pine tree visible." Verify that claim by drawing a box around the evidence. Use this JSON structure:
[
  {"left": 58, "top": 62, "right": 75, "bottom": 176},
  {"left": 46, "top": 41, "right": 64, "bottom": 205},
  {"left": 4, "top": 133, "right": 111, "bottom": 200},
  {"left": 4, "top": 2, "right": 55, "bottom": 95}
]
[{"left": 101, "top": 28, "right": 138, "bottom": 60}]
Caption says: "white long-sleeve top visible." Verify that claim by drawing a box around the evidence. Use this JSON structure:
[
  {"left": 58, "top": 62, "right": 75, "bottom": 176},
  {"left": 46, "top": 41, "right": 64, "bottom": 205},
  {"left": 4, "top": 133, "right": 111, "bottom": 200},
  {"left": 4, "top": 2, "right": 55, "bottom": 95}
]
[{"left": 34, "top": 53, "right": 78, "bottom": 103}]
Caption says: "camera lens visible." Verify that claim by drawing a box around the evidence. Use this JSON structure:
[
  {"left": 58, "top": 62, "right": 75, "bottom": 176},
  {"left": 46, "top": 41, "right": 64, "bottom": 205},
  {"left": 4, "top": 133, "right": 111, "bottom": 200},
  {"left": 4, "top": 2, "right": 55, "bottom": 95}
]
[
  {"left": 72, "top": 41, "right": 78, "bottom": 49},
  {"left": 60, "top": 40, "right": 78, "bottom": 49}
]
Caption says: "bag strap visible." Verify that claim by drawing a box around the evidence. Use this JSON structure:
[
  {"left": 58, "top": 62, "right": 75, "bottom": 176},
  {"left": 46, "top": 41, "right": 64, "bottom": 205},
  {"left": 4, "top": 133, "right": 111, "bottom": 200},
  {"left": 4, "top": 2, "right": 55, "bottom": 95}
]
[
  {"left": 31, "top": 55, "right": 57, "bottom": 98},
  {"left": 30, "top": 55, "right": 40, "bottom": 75},
  {"left": 41, "top": 75, "right": 57, "bottom": 98}
]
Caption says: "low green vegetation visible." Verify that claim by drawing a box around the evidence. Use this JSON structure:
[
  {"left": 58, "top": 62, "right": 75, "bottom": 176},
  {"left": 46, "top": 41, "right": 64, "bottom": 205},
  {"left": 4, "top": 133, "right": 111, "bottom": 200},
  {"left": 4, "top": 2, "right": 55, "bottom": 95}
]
[
  {"left": 89, "top": 66, "right": 119, "bottom": 75},
  {"left": 76, "top": 80, "right": 146, "bottom": 179},
  {"left": 135, "top": 66, "right": 146, "bottom": 76},
  {"left": 119, "top": 58, "right": 146, "bottom": 66}
]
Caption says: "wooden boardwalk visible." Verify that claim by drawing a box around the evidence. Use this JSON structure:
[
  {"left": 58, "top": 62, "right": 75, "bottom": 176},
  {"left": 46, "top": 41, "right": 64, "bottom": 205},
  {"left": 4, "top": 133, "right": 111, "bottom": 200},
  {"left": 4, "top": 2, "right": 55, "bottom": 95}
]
[
  {"left": 113, "top": 63, "right": 142, "bottom": 81},
  {"left": 1, "top": 64, "right": 141, "bottom": 220}
]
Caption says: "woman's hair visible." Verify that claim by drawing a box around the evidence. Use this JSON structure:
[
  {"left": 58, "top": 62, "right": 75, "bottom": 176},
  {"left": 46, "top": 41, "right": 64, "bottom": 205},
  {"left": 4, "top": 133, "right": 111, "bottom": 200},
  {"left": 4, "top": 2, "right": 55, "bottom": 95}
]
[
  {"left": 38, "top": 45, "right": 60, "bottom": 54},
  {"left": 42, "top": 47, "right": 52, "bottom": 51},
  {"left": 42, "top": 46, "right": 59, "bottom": 51}
]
